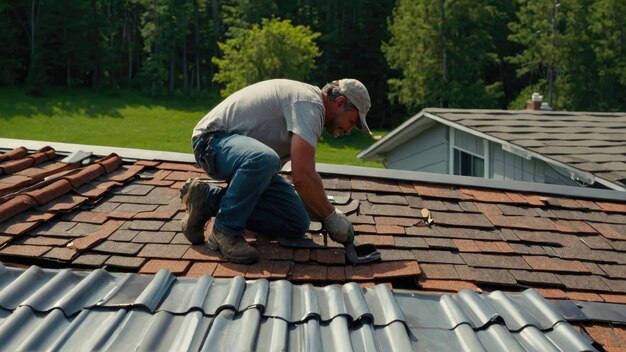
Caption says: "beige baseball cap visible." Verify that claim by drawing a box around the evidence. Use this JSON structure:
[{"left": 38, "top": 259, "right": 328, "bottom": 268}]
[{"left": 337, "top": 79, "right": 372, "bottom": 135}]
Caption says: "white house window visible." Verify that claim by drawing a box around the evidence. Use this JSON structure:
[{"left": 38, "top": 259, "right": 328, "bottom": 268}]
[{"left": 453, "top": 149, "right": 484, "bottom": 177}]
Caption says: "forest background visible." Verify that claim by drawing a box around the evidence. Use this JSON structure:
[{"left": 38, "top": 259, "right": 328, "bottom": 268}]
[{"left": 1, "top": 0, "right": 624, "bottom": 132}]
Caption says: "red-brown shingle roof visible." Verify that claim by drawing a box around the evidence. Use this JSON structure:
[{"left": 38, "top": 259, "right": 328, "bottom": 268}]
[{"left": 1, "top": 144, "right": 626, "bottom": 306}]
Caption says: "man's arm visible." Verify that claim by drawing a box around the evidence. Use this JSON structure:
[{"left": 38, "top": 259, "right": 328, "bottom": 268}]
[
  {"left": 291, "top": 133, "right": 355, "bottom": 244},
  {"left": 290, "top": 133, "right": 333, "bottom": 219}
]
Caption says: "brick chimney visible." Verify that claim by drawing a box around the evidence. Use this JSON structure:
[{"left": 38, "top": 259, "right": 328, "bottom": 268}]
[{"left": 526, "top": 92, "right": 542, "bottom": 110}]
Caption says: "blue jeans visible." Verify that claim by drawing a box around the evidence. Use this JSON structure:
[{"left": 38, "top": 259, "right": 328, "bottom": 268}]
[{"left": 193, "top": 132, "right": 310, "bottom": 238}]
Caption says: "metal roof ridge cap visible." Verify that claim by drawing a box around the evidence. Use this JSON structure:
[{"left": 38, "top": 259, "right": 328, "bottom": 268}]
[
  {"left": 239, "top": 277, "right": 269, "bottom": 311},
  {"left": 357, "top": 110, "right": 428, "bottom": 158},
  {"left": 342, "top": 282, "right": 372, "bottom": 323},
  {"left": 317, "top": 284, "right": 346, "bottom": 321},
  {"left": 314, "top": 163, "right": 626, "bottom": 202},
  {"left": 223, "top": 276, "right": 246, "bottom": 312},
  {"left": 454, "top": 289, "right": 500, "bottom": 328},
  {"left": 439, "top": 295, "right": 468, "bottom": 329},
  {"left": 299, "top": 283, "right": 322, "bottom": 322},
  {"left": 487, "top": 290, "right": 531, "bottom": 331},
  {"left": 188, "top": 275, "right": 214, "bottom": 310},
  {"left": 371, "top": 283, "right": 406, "bottom": 326},
  {"left": 0, "top": 138, "right": 195, "bottom": 163},
  {"left": 521, "top": 288, "right": 567, "bottom": 326},
  {"left": 267, "top": 280, "right": 292, "bottom": 321},
  {"left": 134, "top": 269, "right": 176, "bottom": 311}
]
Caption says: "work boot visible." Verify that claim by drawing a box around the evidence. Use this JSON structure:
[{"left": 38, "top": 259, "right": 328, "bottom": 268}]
[
  {"left": 180, "top": 178, "right": 213, "bottom": 244},
  {"left": 207, "top": 227, "right": 258, "bottom": 264}
]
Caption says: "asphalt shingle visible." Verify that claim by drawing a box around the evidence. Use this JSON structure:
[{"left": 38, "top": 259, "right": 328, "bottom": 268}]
[{"left": 0, "top": 142, "right": 625, "bottom": 299}]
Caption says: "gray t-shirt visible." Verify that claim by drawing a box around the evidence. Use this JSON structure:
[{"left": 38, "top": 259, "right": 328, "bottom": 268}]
[{"left": 193, "top": 79, "right": 324, "bottom": 161}]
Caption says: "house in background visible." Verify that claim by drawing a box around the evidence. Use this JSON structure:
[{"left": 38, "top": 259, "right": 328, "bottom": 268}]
[{"left": 358, "top": 102, "right": 626, "bottom": 191}]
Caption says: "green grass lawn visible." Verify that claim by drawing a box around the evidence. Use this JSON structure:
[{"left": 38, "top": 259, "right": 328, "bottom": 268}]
[{"left": 0, "top": 87, "right": 384, "bottom": 167}]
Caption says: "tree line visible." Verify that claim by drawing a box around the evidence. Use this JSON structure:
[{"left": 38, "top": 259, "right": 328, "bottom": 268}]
[{"left": 1, "top": 0, "right": 624, "bottom": 129}]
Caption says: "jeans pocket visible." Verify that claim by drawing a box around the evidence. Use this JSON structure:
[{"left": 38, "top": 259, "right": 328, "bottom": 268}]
[
  {"left": 201, "top": 147, "right": 217, "bottom": 176},
  {"left": 194, "top": 131, "right": 229, "bottom": 178},
  {"left": 194, "top": 136, "right": 216, "bottom": 176}
]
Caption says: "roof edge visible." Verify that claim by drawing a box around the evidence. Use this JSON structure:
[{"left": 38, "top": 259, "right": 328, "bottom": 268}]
[
  {"left": 0, "top": 138, "right": 195, "bottom": 163},
  {"left": 314, "top": 163, "right": 626, "bottom": 202},
  {"left": 4, "top": 138, "right": 624, "bottom": 201}
]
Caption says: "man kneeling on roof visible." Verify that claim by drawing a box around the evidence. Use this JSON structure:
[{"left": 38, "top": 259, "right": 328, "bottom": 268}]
[{"left": 181, "top": 78, "right": 372, "bottom": 264}]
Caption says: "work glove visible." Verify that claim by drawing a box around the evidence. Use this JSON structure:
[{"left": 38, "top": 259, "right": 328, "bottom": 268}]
[{"left": 323, "top": 208, "right": 355, "bottom": 244}]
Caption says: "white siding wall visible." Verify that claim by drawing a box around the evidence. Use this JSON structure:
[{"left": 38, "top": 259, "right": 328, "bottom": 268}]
[
  {"left": 454, "top": 129, "right": 483, "bottom": 155},
  {"left": 384, "top": 124, "right": 579, "bottom": 187},
  {"left": 489, "top": 141, "right": 578, "bottom": 186},
  {"left": 386, "top": 124, "right": 448, "bottom": 173}
]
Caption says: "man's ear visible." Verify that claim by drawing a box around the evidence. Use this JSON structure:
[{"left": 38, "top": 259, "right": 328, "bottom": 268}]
[{"left": 335, "top": 95, "right": 347, "bottom": 107}]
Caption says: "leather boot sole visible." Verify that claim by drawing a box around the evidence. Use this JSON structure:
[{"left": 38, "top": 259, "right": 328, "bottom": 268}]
[{"left": 180, "top": 178, "right": 210, "bottom": 245}]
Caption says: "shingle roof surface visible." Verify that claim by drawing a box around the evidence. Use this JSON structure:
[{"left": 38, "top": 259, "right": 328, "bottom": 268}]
[
  {"left": 2, "top": 143, "right": 626, "bottom": 350},
  {"left": 425, "top": 108, "right": 626, "bottom": 188},
  {"left": 1, "top": 145, "right": 626, "bottom": 303}
]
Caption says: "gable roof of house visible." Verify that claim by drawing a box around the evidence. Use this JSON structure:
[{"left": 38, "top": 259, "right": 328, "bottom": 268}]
[
  {"left": 1, "top": 138, "right": 626, "bottom": 350},
  {"left": 357, "top": 108, "right": 626, "bottom": 191}
]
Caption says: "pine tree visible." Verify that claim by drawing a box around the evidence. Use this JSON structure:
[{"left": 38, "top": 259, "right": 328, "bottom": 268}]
[
  {"left": 383, "top": 0, "right": 504, "bottom": 110},
  {"left": 588, "top": 0, "right": 626, "bottom": 110},
  {"left": 508, "top": 0, "right": 557, "bottom": 106}
]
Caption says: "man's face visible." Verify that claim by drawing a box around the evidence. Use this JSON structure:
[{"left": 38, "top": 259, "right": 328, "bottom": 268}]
[{"left": 325, "top": 97, "right": 359, "bottom": 137}]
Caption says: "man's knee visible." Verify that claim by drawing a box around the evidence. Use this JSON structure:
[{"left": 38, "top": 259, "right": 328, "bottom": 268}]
[
  {"left": 282, "top": 206, "right": 310, "bottom": 238},
  {"left": 247, "top": 149, "right": 281, "bottom": 175}
]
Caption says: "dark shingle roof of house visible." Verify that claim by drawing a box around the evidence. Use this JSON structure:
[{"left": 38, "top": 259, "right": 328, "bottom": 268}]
[
  {"left": 359, "top": 108, "right": 626, "bottom": 190},
  {"left": 1, "top": 140, "right": 626, "bottom": 350}
]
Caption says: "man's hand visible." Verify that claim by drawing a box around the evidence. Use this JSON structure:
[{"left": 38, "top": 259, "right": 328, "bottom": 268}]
[{"left": 323, "top": 209, "right": 355, "bottom": 244}]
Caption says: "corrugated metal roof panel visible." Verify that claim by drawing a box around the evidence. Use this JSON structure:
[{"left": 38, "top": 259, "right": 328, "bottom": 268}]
[
  {"left": 0, "top": 306, "right": 415, "bottom": 352},
  {"left": 0, "top": 265, "right": 603, "bottom": 351},
  {"left": 395, "top": 289, "right": 566, "bottom": 330},
  {"left": 0, "top": 266, "right": 404, "bottom": 324},
  {"left": 0, "top": 307, "right": 598, "bottom": 352}
]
